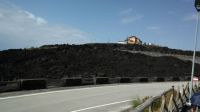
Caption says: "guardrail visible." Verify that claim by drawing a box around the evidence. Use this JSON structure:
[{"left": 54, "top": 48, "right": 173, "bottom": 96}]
[
  {"left": 128, "top": 83, "right": 199, "bottom": 112},
  {"left": 0, "top": 76, "right": 194, "bottom": 93},
  {"left": 132, "top": 89, "right": 173, "bottom": 112},
  {"left": 18, "top": 79, "right": 47, "bottom": 90},
  {"left": 0, "top": 81, "right": 19, "bottom": 92}
]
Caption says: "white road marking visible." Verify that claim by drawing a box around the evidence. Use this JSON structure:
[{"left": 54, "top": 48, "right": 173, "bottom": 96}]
[
  {"left": 70, "top": 100, "right": 132, "bottom": 112},
  {"left": 0, "top": 84, "right": 134, "bottom": 100}
]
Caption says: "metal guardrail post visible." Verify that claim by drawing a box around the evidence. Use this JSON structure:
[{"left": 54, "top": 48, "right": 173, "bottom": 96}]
[
  {"left": 182, "top": 84, "right": 188, "bottom": 101},
  {"left": 148, "top": 104, "right": 153, "bottom": 112},
  {"left": 168, "top": 93, "right": 174, "bottom": 112},
  {"left": 172, "top": 86, "right": 179, "bottom": 112},
  {"left": 179, "top": 90, "right": 184, "bottom": 107},
  {"left": 160, "top": 95, "right": 167, "bottom": 112},
  {"left": 187, "top": 83, "right": 190, "bottom": 98},
  {"left": 94, "top": 76, "right": 96, "bottom": 85}
]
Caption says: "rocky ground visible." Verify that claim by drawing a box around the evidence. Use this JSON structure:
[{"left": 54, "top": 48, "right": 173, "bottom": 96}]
[{"left": 0, "top": 43, "right": 200, "bottom": 81}]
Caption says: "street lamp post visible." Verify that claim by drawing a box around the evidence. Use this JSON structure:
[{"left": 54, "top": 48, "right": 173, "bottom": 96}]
[
  {"left": 195, "top": 0, "right": 200, "bottom": 11},
  {"left": 189, "top": 0, "right": 200, "bottom": 101}
]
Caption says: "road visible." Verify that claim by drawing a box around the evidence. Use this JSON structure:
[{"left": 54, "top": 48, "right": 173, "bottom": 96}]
[{"left": 0, "top": 82, "right": 187, "bottom": 112}]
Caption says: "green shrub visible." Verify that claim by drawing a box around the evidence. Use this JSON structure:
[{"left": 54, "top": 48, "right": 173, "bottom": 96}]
[
  {"left": 133, "top": 97, "right": 142, "bottom": 108},
  {"left": 132, "top": 96, "right": 151, "bottom": 108}
]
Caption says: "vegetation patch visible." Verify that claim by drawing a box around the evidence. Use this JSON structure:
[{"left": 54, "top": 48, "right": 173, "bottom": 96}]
[{"left": 133, "top": 97, "right": 143, "bottom": 108}]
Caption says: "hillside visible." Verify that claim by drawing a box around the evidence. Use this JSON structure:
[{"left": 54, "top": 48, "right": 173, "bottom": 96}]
[{"left": 0, "top": 43, "right": 200, "bottom": 81}]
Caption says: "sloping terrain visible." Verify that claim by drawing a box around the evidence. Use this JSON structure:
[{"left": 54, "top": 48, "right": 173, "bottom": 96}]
[
  {"left": 0, "top": 44, "right": 200, "bottom": 81},
  {"left": 120, "top": 50, "right": 200, "bottom": 64}
]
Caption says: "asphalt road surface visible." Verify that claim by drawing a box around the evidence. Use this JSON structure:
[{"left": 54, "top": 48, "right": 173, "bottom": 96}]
[{"left": 0, "top": 82, "right": 187, "bottom": 112}]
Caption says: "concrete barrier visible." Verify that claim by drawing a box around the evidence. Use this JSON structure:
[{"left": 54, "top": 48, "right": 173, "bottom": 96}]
[
  {"left": 47, "top": 79, "right": 64, "bottom": 88},
  {"left": 82, "top": 78, "right": 96, "bottom": 85},
  {"left": 96, "top": 77, "right": 109, "bottom": 84},
  {"left": 64, "top": 78, "right": 82, "bottom": 86},
  {"left": 133, "top": 76, "right": 187, "bottom": 82},
  {"left": 172, "top": 77, "right": 180, "bottom": 81},
  {"left": 186, "top": 76, "right": 191, "bottom": 81},
  {"left": 0, "top": 82, "right": 7, "bottom": 87},
  {"left": 132, "top": 77, "right": 140, "bottom": 82},
  {"left": 139, "top": 77, "right": 149, "bottom": 82},
  {"left": 109, "top": 77, "right": 120, "bottom": 83},
  {"left": 148, "top": 77, "right": 157, "bottom": 82},
  {"left": 156, "top": 77, "right": 165, "bottom": 82},
  {"left": 19, "top": 79, "right": 47, "bottom": 90},
  {"left": 0, "top": 81, "right": 19, "bottom": 92},
  {"left": 120, "top": 77, "right": 132, "bottom": 83},
  {"left": 164, "top": 77, "right": 172, "bottom": 81}
]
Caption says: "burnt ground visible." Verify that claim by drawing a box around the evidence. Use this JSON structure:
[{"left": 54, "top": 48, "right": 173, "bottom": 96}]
[{"left": 0, "top": 43, "right": 200, "bottom": 81}]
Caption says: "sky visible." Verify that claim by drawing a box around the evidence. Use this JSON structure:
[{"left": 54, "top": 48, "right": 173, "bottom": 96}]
[{"left": 0, "top": 0, "right": 198, "bottom": 50}]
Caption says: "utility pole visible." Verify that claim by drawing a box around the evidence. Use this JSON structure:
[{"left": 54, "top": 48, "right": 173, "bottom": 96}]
[{"left": 189, "top": 0, "right": 200, "bottom": 101}]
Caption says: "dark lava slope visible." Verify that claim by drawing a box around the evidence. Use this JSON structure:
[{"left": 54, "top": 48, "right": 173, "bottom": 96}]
[{"left": 0, "top": 44, "right": 200, "bottom": 80}]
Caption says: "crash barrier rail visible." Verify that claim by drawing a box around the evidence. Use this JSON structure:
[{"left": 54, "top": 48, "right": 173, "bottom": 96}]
[
  {"left": 0, "top": 81, "right": 19, "bottom": 92},
  {"left": 47, "top": 79, "right": 64, "bottom": 88},
  {"left": 131, "top": 83, "right": 199, "bottom": 112},
  {"left": 0, "top": 79, "right": 47, "bottom": 92},
  {"left": 0, "top": 76, "right": 193, "bottom": 92},
  {"left": 156, "top": 77, "right": 165, "bottom": 82},
  {"left": 18, "top": 79, "right": 47, "bottom": 90},
  {"left": 120, "top": 77, "right": 132, "bottom": 83},
  {"left": 96, "top": 77, "right": 110, "bottom": 84},
  {"left": 64, "top": 77, "right": 82, "bottom": 86}
]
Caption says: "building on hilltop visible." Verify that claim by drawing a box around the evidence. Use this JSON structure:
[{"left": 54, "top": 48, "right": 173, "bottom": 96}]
[
  {"left": 117, "top": 35, "right": 142, "bottom": 45},
  {"left": 127, "top": 36, "right": 142, "bottom": 45}
]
